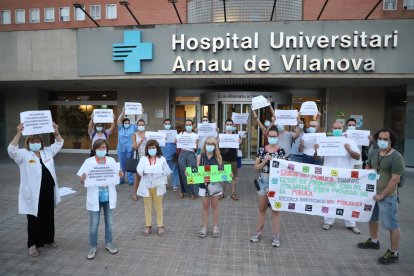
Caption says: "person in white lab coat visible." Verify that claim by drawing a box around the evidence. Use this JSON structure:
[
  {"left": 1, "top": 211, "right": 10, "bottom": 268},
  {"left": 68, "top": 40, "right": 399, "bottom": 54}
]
[
  {"left": 137, "top": 139, "right": 171, "bottom": 236},
  {"left": 77, "top": 139, "right": 124, "bottom": 260},
  {"left": 8, "top": 122, "right": 63, "bottom": 257}
]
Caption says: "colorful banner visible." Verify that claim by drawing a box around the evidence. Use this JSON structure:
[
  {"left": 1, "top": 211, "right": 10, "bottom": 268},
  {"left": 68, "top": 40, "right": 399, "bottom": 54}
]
[
  {"left": 186, "top": 164, "right": 233, "bottom": 184},
  {"left": 269, "top": 159, "right": 377, "bottom": 222}
]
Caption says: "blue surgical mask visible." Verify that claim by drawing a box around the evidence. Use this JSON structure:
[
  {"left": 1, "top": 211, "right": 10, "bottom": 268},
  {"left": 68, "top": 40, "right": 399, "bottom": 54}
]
[
  {"left": 307, "top": 127, "right": 316, "bottom": 133},
  {"left": 277, "top": 125, "right": 284, "bottom": 132},
  {"left": 268, "top": 137, "right": 278, "bottom": 145},
  {"left": 95, "top": 149, "right": 107, "bottom": 157},
  {"left": 185, "top": 125, "right": 193, "bottom": 132},
  {"left": 264, "top": 121, "right": 271, "bottom": 127},
  {"left": 298, "top": 123, "right": 304, "bottom": 129},
  {"left": 96, "top": 126, "right": 103, "bottom": 132},
  {"left": 332, "top": 129, "right": 343, "bottom": 136},
  {"left": 377, "top": 140, "right": 389, "bottom": 150},
  {"left": 148, "top": 149, "right": 157, "bottom": 156},
  {"left": 206, "top": 145, "right": 215, "bottom": 153},
  {"left": 164, "top": 124, "right": 171, "bottom": 130},
  {"left": 226, "top": 126, "right": 233, "bottom": 132},
  {"left": 123, "top": 123, "right": 130, "bottom": 129},
  {"left": 138, "top": 125, "right": 145, "bottom": 131},
  {"left": 348, "top": 126, "right": 356, "bottom": 130},
  {"left": 29, "top": 143, "right": 41, "bottom": 152}
]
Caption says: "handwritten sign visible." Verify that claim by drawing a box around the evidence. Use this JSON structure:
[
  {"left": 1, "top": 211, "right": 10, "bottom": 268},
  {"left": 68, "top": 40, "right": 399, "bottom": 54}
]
[
  {"left": 145, "top": 131, "right": 166, "bottom": 147},
  {"left": 176, "top": 133, "right": 197, "bottom": 149},
  {"left": 300, "top": 101, "right": 318, "bottom": 116},
  {"left": 197, "top": 123, "right": 217, "bottom": 137},
  {"left": 93, "top": 109, "right": 114, "bottom": 123},
  {"left": 84, "top": 163, "right": 120, "bottom": 187},
  {"left": 317, "top": 137, "right": 347, "bottom": 156},
  {"left": 346, "top": 130, "right": 370, "bottom": 146},
  {"left": 186, "top": 164, "right": 232, "bottom": 184},
  {"left": 159, "top": 130, "right": 177, "bottom": 143},
  {"left": 125, "top": 102, "right": 142, "bottom": 115},
  {"left": 20, "top": 110, "right": 54, "bottom": 136},
  {"left": 275, "top": 110, "right": 298, "bottom": 126},
  {"left": 269, "top": 159, "right": 377, "bottom": 222},
  {"left": 252, "top": 95, "right": 270, "bottom": 110},
  {"left": 231, "top": 112, "right": 249, "bottom": 125},
  {"left": 219, "top": 134, "right": 239, "bottom": 148}
]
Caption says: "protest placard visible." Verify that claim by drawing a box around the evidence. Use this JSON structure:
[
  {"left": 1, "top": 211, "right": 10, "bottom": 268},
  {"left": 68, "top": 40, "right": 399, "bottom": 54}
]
[
  {"left": 219, "top": 134, "right": 239, "bottom": 148},
  {"left": 93, "top": 109, "right": 114, "bottom": 123},
  {"left": 346, "top": 130, "right": 370, "bottom": 146},
  {"left": 317, "top": 137, "right": 347, "bottom": 156},
  {"left": 125, "top": 102, "right": 142, "bottom": 115},
  {"left": 275, "top": 110, "right": 298, "bottom": 126},
  {"left": 269, "top": 159, "right": 377, "bottom": 222},
  {"left": 300, "top": 101, "right": 319, "bottom": 116},
  {"left": 186, "top": 164, "right": 233, "bottom": 184},
  {"left": 84, "top": 163, "right": 120, "bottom": 187},
  {"left": 251, "top": 95, "right": 270, "bottom": 110},
  {"left": 158, "top": 130, "right": 177, "bottom": 143},
  {"left": 197, "top": 123, "right": 217, "bottom": 137},
  {"left": 20, "top": 110, "right": 54, "bottom": 136},
  {"left": 145, "top": 131, "right": 167, "bottom": 147},
  {"left": 176, "top": 133, "right": 197, "bottom": 149},
  {"left": 231, "top": 112, "right": 249, "bottom": 125}
]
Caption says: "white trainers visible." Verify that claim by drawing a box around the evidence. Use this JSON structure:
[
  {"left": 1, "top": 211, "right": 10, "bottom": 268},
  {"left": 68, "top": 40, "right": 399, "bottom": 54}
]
[
  {"left": 105, "top": 243, "right": 118, "bottom": 254},
  {"left": 87, "top": 247, "right": 97, "bottom": 260},
  {"left": 272, "top": 234, "right": 281, "bottom": 247},
  {"left": 322, "top": 224, "right": 331, "bottom": 230},
  {"left": 348, "top": 226, "right": 361, "bottom": 234}
]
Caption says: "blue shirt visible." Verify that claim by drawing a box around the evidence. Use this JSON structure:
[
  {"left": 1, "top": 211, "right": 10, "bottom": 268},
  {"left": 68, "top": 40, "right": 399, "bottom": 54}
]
[
  {"left": 117, "top": 124, "right": 137, "bottom": 152},
  {"left": 161, "top": 142, "right": 177, "bottom": 161}
]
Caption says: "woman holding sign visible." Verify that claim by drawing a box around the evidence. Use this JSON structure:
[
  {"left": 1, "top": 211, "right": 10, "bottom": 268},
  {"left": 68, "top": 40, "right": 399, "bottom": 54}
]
[
  {"left": 250, "top": 126, "right": 286, "bottom": 247},
  {"left": 131, "top": 119, "right": 147, "bottom": 200},
  {"left": 136, "top": 140, "right": 171, "bottom": 236},
  {"left": 88, "top": 113, "right": 115, "bottom": 155},
  {"left": 77, "top": 139, "right": 124, "bottom": 260},
  {"left": 8, "top": 123, "right": 63, "bottom": 257}
]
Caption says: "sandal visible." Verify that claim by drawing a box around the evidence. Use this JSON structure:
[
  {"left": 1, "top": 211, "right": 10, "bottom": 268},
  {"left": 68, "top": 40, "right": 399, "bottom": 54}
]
[
  {"left": 158, "top": 226, "right": 165, "bottom": 236},
  {"left": 190, "top": 195, "right": 197, "bottom": 200},
  {"left": 218, "top": 194, "right": 226, "bottom": 200},
  {"left": 178, "top": 193, "right": 186, "bottom": 199},
  {"left": 230, "top": 193, "right": 239, "bottom": 201},
  {"left": 143, "top": 226, "right": 152, "bottom": 236},
  {"left": 212, "top": 226, "right": 220, "bottom": 238},
  {"left": 131, "top": 194, "right": 138, "bottom": 201},
  {"left": 28, "top": 245, "right": 39, "bottom": 257},
  {"left": 198, "top": 227, "right": 207, "bottom": 238}
]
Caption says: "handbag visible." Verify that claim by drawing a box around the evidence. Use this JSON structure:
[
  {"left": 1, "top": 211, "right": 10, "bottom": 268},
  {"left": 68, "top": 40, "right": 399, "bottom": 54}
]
[{"left": 126, "top": 150, "right": 140, "bottom": 173}]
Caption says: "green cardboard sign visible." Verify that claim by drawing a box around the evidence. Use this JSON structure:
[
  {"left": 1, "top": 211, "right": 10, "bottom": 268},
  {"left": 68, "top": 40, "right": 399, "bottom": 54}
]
[{"left": 186, "top": 164, "right": 232, "bottom": 184}]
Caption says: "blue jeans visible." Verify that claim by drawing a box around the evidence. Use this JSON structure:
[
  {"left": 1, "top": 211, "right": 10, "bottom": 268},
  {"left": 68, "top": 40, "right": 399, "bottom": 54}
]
[
  {"left": 302, "top": 154, "right": 323, "bottom": 166},
  {"left": 289, "top": 154, "right": 303, "bottom": 163},
  {"left": 370, "top": 194, "right": 399, "bottom": 230},
  {"left": 89, "top": 201, "right": 113, "bottom": 248},
  {"left": 167, "top": 160, "right": 180, "bottom": 189},
  {"left": 117, "top": 149, "right": 134, "bottom": 184}
]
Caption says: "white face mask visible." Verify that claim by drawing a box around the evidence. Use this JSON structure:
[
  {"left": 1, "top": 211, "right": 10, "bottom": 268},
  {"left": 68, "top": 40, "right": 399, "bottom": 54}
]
[
  {"left": 348, "top": 126, "right": 356, "bottom": 130},
  {"left": 164, "top": 124, "right": 171, "bottom": 130}
]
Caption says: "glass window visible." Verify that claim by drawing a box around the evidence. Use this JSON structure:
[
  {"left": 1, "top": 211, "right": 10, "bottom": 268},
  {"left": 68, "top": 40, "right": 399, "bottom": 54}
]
[
  {"left": 404, "top": 0, "right": 414, "bottom": 9},
  {"left": 59, "top": 7, "right": 70, "bottom": 22},
  {"left": 15, "top": 9, "right": 25, "bottom": 24},
  {"left": 0, "top": 10, "right": 11, "bottom": 24},
  {"left": 106, "top": 4, "right": 117, "bottom": 19},
  {"left": 74, "top": 7, "right": 85, "bottom": 21},
  {"left": 383, "top": 0, "right": 397, "bottom": 10},
  {"left": 44, "top": 8, "right": 54, "bottom": 22},
  {"left": 29, "top": 8, "right": 40, "bottom": 23},
  {"left": 90, "top": 5, "right": 101, "bottom": 20}
]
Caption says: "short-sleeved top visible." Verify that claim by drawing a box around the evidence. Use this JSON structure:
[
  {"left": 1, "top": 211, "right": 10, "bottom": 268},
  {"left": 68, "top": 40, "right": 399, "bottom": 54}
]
[
  {"left": 89, "top": 129, "right": 112, "bottom": 147},
  {"left": 117, "top": 124, "right": 137, "bottom": 152},
  {"left": 324, "top": 138, "right": 360, "bottom": 169},
  {"left": 367, "top": 149, "right": 405, "bottom": 195},
  {"left": 290, "top": 132, "right": 304, "bottom": 156},
  {"left": 278, "top": 131, "right": 294, "bottom": 157},
  {"left": 257, "top": 147, "right": 286, "bottom": 174},
  {"left": 135, "top": 133, "right": 147, "bottom": 157}
]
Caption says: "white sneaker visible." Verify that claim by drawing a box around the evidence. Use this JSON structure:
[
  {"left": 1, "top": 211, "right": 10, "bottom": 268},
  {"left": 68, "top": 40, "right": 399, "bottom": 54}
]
[
  {"left": 87, "top": 247, "right": 97, "bottom": 260},
  {"left": 348, "top": 226, "right": 361, "bottom": 234},
  {"left": 105, "top": 243, "right": 118, "bottom": 254},
  {"left": 322, "top": 224, "right": 331, "bottom": 230}
]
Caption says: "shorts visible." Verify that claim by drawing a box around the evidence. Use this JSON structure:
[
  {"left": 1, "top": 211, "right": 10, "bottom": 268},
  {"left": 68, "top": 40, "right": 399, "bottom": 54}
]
[
  {"left": 370, "top": 194, "right": 399, "bottom": 230},
  {"left": 257, "top": 174, "right": 269, "bottom": 196},
  {"left": 223, "top": 161, "right": 238, "bottom": 178},
  {"left": 198, "top": 183, "right": 223, "bottom": 197}
]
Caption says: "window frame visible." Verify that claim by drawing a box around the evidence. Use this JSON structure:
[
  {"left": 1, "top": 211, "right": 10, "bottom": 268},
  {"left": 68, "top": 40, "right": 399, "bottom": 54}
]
[
  {"left": 74, "top": 6, "right": 85, "bottom": 21},
  {"left": 44, "top": 7, "right": 55, "bottom": 23},
  {"left": 59, "top": 7, "right": 70, "bottom": 22},
  {"left": 29, "top": 8, "right": 40, "bottom": 23},
  {"left": 383, "top": 0, "right": 398, "bottom": 10},
  {"left": 404, "top": 0, "right": 414, "bottom": 9},
  {"left": 0, "top": 10, "right": 11, "bottom": 25},
  {"left": 106, "top": 4, "right": 117, "bottom": 20},
  {"left": 15, "top": 9, "right": 25, "bottom": 24},
  {"left": 90, "top": 5, "right": 101, "bottom": 20}
]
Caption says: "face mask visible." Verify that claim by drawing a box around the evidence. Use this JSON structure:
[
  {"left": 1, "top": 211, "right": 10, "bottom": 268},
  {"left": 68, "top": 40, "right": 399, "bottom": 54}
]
[
  {"left": 138, "top": 125, "right": 145, "bottom": 131},
  {"left": 377, "top": 140, "right": 389, "bottom": 150},
  {"left": 348, "top": 126, "right": 356, "bottom": 130},
  {"left": 206, "top": 145, "right": 215, "bottom": 153},
  {"left": 185, "top": 125, "right": 193, "bottom": 132},
  {"left": 124, "top": 123, "right": 130, "bottom": 129},
  {"left": 307, "top": 127, "right": 316, "bottom": 133},
  {"left": 277, "top": 125, "right": 284, "bottom": 132},
  {"left": 96, "top": 126, "right": 103, "bottom": 132},
  {"left": 29, "top": 143, "right": 41, "bottom": 152},
  {"left": 226, "top": 126, "right": 233, "bottom": 132},
  {"left": 264, "top": 121, "right": 271, "bottom": 127},
  {"left": 164, "top": 124, "right": 171, "bottom": 130},
  {"left": 298, "top": 123, "right": 304, "bottom": 129},
  {"left": 95, "top": 149, "right": 107, "bottom": 157},
  {"left": 268, "top": 137, "right": 278, "bottom": 145},
  {"left": 202, "top": 120, "right": 209, "bottom": 123},
  {"left": 148, "top": 149, "right": 157, "bottom": 156},
  {"left": 332, "top": 129, "right": 343, "bottom": 136}
]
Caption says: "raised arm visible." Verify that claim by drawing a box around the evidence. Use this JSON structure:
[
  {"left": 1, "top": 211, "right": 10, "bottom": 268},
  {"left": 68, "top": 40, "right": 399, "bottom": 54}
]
[
  {"left": 108, "top": 114, "right": 116, "bottom": 134},
  {"left": 88, "top": 115, "right": 94, "bottom": 133},
  {"left": 252, "top": 108, "right": 266, "bottom": 133},
  {"left": 117, "top": 108, "right": 125, "bottom": 126}
]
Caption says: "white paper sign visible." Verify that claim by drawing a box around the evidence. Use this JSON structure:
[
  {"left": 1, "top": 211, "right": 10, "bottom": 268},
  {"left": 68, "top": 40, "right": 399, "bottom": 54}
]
[
  {"left": 317, "top": 137, "right": 347, "bottom": 156},
  {"left": 346, "top": 130, "right": 370, "bottom": 146},
  {"left": 231, "top": 112, "right": 249, "bottom": 124},
  {"left": 176, "top": 133, "right": 197, "bottom": 149},
  {"left": 125, "top": 102, "right": 142, "bottom": 115},
  {"left": 93, "top": 109, "right": 114, "bottom": 123},
  {"left": 302, "top": 133, "right": 326, "bottom": 144},
  {"left": 158, "top": 130, "right": 177, "bottom": 143},
  {"left": 84, "top": 163, "right": 120, "bottom": 187},
  {"left": 145, "top": 131, "right": 167, "bottom": 147},
  {"left": 219, "top": 134, "right": 240, "bottom": 149},
  {"left": 275, "top": 110, "right": 298, "bottom": 126},
  {"left": 300, "top": 101, "right": 319, "bottom": 116},
  {"left": 20, "top": 110, "right": 54, "bottom": 136},
  {"left": 251, "top": 95, "right": 270, "bottom": 110},
  {"left": 197, "top": 123, "right": 217, "bottom": 137}
]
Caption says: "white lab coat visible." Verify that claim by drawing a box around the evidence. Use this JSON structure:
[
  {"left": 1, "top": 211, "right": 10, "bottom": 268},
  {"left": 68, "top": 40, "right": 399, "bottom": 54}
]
[
  {"left": 136, "top": 156, "right": 171, "bottom": 197},
  {"left": 7, "top": 140, "right": 64, "bottom": 217},
  {"left": 77, "top": 156, "right": 118, "bottom": 211}
]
